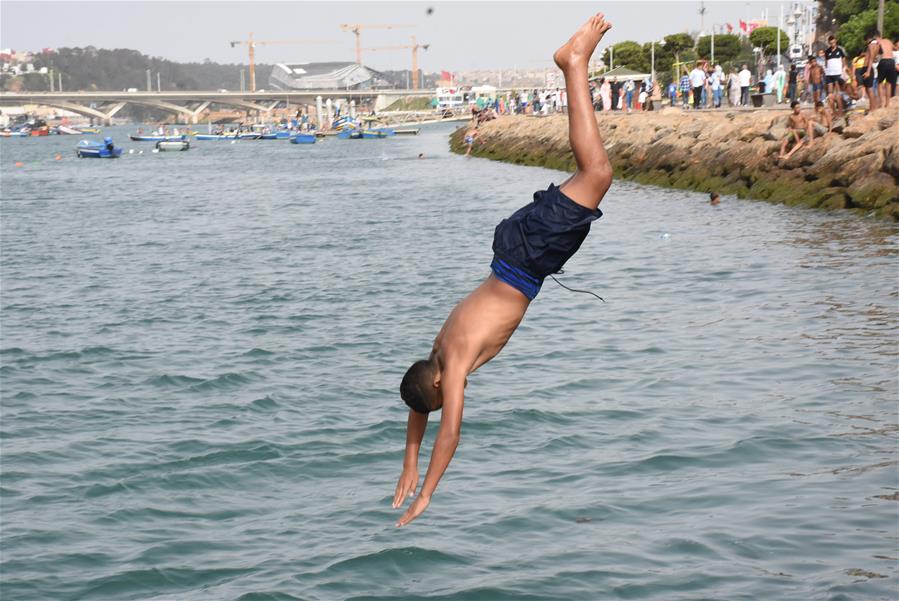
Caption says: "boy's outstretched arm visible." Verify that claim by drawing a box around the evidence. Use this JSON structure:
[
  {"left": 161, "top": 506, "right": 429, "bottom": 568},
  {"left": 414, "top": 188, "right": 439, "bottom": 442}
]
[
  {"left": 396, "top": 367, "right": 465, "bottom": 527},
  {"left": 393, "top": 409, "right": 428, "bottom": 508}
]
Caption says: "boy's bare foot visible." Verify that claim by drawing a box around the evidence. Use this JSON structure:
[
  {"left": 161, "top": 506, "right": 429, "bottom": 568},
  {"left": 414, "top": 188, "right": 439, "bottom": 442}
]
[{"left": 553, "top": 12, "right": 612, "bottom": 71}]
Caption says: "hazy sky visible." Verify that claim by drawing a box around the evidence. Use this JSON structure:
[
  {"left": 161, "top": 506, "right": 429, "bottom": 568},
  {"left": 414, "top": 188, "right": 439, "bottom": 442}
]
[{"left": 2, "top": 0, "right": 808, "bottom": 71}]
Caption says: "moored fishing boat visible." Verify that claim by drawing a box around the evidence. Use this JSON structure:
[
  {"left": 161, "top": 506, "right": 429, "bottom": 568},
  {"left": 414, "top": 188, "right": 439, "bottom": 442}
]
[
  {"left": 290, "top": 133, "right": 317, "bottom": 144},
  {"left": 75, "top": 138, "right": 123, "bottom": 158},
  {"left": 260, "top": 130, "right": 292, "bottom": 140},
  {"left": 155, "top": 140, "right": 190, "bottom": 151},
  {"left": 0, "top": 130, "right": 29, "bottom": 137},
  {"left": 193, "top": 132, "right": 262, "bottom": 140},
  {"left": 130, "top": 134, "right": 188, "bottom": 142}
]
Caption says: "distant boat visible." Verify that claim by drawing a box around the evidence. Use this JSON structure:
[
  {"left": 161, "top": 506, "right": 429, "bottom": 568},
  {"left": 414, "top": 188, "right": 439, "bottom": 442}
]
[
  {"left": 155, "top": 140, "right": 190, "bottom": 151},
  {"left": 80, "top": 127, "right": 102, "bottom": 133},
  {"left": 130, "top": 134, "right": 188, "bottom": 142},
  {"left": 290, "top": 133, "right": 317, "bottom": 144},
  {"left": 260, "top": 130, "right": 292, "bottom": 140},
  {"left": 54, "top": 125, "right": 88, "bottom": 135},
  {"left": 372, "top": 127, "right": 396, "bottom": 136},
  {"left": 193, "top": 132, "right": 261, "bottom": 140},
  {"left": 394, "top": 128, "right": 421, "bottom": 135},
  {"left": 75, "top": 138, "right": 122, "bottom": 158},
  {"left": 355, "top": 130, "right": 388, "bottom": 139},
  {"left": 0, "top": 130, "right": 29, "bottom": 137}
]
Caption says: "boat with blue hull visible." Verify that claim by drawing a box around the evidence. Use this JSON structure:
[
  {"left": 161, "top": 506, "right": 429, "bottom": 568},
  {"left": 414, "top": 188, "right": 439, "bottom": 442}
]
[
  {"left": 75, "top": 138, "right": 123, "bottom": 159},
  {"left": 130, "top": 134, "right": 189, "bottom": 142},
  {"left": 260, "top": 131, "right": 292, "bottom": 140},
  {"left": 290, "top": 133, "right": 317, "bottom": 144}
]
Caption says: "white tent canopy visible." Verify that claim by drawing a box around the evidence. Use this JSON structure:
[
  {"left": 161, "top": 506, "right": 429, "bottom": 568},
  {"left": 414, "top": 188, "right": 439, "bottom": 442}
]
[{"left": 590, "top": 66, "right": 651, "bottom": 82}]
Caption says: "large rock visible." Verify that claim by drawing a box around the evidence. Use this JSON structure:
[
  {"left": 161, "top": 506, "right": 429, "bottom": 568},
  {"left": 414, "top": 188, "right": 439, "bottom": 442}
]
[{"left": 461, "top": 105, "right": 899, "bottom": 220}]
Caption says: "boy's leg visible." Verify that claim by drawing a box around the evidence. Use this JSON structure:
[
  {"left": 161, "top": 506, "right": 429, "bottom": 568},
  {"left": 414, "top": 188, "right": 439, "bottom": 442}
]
[{"left": 553, "top": 13, "right": 614, "bottom": 211}]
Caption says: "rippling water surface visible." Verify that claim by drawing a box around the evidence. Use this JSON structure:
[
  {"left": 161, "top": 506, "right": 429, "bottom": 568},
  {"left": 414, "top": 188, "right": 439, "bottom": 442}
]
[{"left": 2, "top": 123, "right": 897, "bottom": 600}]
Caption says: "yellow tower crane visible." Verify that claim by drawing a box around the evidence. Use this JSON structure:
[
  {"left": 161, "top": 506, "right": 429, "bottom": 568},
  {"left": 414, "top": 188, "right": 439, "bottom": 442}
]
[
  {"left": 339, "top": 23, "right": 415, "bottom": 65},
  {"left": 229, "top": 33, "right": 334, "bottom": 92},
  {"left": 361, "top": 37, "right": 430, "bottom": 90}
]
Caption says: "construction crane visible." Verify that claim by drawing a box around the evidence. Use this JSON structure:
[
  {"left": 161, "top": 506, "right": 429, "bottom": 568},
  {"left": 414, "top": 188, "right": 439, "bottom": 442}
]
[
  {"left": 229, "top": 33, "right": 334, "bottom": 92},
  {"left": 339, "top": 23, "right": 414, "bottom": 65},
  {"left": 361, "top": 37, "right": 430, "bottom": 90}
]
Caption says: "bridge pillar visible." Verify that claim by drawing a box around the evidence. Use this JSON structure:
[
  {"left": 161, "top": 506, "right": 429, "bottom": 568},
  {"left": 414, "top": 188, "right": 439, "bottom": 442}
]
[
  {"left": 325, "top": 98, "right": 332, "bottom": 130},
  {"left": 315, "top": 96, "right": 323, "bottom": 130},
  {"left": 187, "top": 101, "right": 210, "bottom": 124},
  {"left": 374, "top": 94, "right": 392, "bottom": 112}
]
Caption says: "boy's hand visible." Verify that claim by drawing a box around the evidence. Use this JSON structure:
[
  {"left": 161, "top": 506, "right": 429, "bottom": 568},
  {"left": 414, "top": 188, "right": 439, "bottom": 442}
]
[
  {"left": 392, "top": 467, "right": 419, "bottom": 509},
  {"left": 396, "top": 493, "right": 430, "bottom": 527}
]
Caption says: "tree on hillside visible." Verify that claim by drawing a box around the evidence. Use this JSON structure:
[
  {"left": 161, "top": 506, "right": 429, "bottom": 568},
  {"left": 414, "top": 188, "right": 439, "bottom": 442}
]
[
  {"left": 696, "top": 34, "right": 742, "bottom": 64},
  {"left": 601, "top": 41, "right": 648, "bottom": 72},
  {"left": 663, "top": 33, "right": 695, "bottom": 69},
  {"left": 749, "top": 27, "right": 790, "bottom": 59}
]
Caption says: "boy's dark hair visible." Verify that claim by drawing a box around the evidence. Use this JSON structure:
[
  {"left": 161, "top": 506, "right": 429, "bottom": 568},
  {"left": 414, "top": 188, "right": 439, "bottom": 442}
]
[
  {"left": 709, "top": 192, "right": 719, "bottom": 200},
  {"left": 790, "top": 100, "right": 800, "bottom": 108},
  {"left": 815, "top": 101, "right": 824, "bottom": 108},
  {"left": 400, "top": 359, "right": 438, "bottom": 414},
  {"left": 828, "top": 35, "right": 836, "bottom": 42}
]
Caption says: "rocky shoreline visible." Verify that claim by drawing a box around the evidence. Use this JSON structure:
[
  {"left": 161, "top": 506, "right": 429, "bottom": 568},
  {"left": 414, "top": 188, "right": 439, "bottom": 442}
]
[{"left": 449, "top": 101, "right": 899, "bottom": 220}]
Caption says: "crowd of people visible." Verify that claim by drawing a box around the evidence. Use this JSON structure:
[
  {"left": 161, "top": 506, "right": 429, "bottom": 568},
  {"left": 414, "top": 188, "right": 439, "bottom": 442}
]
[{"left": 461, "top": 30, "right": 896, "bottom": 159}]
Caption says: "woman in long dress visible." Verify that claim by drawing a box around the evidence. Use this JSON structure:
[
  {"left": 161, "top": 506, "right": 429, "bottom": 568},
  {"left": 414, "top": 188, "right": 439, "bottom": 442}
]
[
  {"left": 727, "top": 69, "right": 741, "bottom": 106},
  {"left": 600, "top": 78, "right": 612, "bottom": 111}
]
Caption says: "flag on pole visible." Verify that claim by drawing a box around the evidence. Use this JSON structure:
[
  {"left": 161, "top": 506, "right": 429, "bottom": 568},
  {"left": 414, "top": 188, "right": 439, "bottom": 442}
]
[
  {"left": 739, "top": 19, "right": 747, "bottom": 33},
  {"left": 726, "top": 23, "right": 733, "bottom": 33}
]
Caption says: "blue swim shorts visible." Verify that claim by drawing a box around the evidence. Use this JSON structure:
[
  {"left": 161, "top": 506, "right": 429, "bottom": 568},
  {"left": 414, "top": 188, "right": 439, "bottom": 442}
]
[{"left": 491, "top": 183, "right": 602, "bottom": 300}]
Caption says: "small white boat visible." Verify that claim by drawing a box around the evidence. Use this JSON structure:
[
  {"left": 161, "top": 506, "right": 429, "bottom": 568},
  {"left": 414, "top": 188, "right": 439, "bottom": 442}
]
[{"left": 155, "top": 140, "right": 190, "bottom": 151}]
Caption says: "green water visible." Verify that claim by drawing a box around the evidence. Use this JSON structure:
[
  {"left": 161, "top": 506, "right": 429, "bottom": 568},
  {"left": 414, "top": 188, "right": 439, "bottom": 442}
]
[{"left": 1, "top": 123, "right": 897, "bottom": 600}]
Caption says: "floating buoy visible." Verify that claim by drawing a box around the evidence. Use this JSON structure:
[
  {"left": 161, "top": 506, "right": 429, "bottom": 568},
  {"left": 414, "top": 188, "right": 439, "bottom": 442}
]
[
  {"left": 230, "top": 140, "right": 236, "bottom": 145},
  {"left": 151, "top": 148, "right": 159, "bottom": 153},
  {"left": 129, "top": 148, "right": 135, "bottom": 154},
  {"left": 55, "top": 154, "right": 62, "bottom": 161},
  {"left": 138, "top": 150, "right": 143, "bottom": 154},
  {"left": 14, "top": 162, "right": 24, "bottom": 167}
]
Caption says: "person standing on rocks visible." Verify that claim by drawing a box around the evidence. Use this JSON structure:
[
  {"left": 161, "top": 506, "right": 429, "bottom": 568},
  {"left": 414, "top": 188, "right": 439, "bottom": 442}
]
[
  {"left": 853, "top": 47, "right": 877, "bottom": 111},
  {"left": 739, "top": 64, "right": 752, "bottom": 106},
  {"left": 690, "top": 62, "right": 707, "bottom": 110},
  {"left": 393, "top": 12, "right": 615, "bottom": 528},
  {"left": 824, "top": 35, "right": 849, "bottom": 113},
  {"left": 866, "top": 30, "right": 897, "bottom": 110},
  {"left": 808, "top": 57, "right": 825, "bottom": 105}
]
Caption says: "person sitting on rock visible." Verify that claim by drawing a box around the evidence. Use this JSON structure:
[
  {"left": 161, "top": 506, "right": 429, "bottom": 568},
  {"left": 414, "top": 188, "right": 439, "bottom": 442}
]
[
  {"left": 806, "top": 101, "right": 832, "bottom": 145},
  {"left": 778, "top": 100, "right": 809, "bottom": 161}
]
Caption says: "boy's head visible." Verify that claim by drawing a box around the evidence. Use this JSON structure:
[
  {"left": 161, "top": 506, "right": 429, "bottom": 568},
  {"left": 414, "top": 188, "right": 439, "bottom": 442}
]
[
  {"left": 828, "top": 35, "right": 837, "bottom": 47},
  {"left": 400, "top": 358, "right": 442, "bottom": 413},
  {"left": 791, "top": 100, "right": 801, "bottom": 112},
  {"left": 815, "top": 101, "right": 824, "bottom": 110},
  {"left": 709, "top": 192, "right": 720, "bottom": 205}
]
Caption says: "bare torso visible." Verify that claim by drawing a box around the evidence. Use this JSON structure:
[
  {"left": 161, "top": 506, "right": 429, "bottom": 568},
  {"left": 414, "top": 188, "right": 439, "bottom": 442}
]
[
  {"left": 879, "top": 38, "right": 895, "bottom": 55},
  {"left": 432, "top": 275, "right": 530, "bottom": 376}
]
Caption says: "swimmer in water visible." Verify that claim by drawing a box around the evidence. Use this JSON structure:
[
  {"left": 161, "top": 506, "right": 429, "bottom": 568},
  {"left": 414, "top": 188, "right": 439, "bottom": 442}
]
[
  {"left": 463, "top": 127, "right": 479, "bottom": 156},
  {"left": 393, "top": 12, "right": 614, "bottom": 527},
  {"left": 709, "top": 192, "right": 720, "bottom": 205}
]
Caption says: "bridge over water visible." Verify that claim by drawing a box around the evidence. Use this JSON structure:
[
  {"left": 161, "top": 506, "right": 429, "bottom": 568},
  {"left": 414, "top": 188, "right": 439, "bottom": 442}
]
[{"left": 0, "top": 89, "right": 437, "bottom": 124}]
